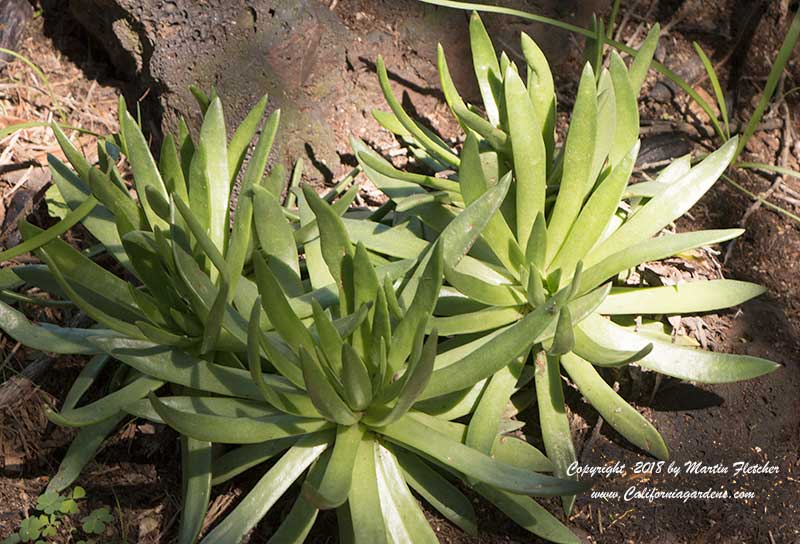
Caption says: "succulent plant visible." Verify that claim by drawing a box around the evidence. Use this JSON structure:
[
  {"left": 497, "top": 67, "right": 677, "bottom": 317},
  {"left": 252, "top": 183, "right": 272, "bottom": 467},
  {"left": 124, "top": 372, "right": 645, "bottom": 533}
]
[
  {"left": 0, "top": 86, "right": 589, "bottom": 543},
  {"left": 0, "top": 12, "right": 783, "bottom": 543},
  {"left": 353, "top": 12, "right": 780, "bottom": 514}
]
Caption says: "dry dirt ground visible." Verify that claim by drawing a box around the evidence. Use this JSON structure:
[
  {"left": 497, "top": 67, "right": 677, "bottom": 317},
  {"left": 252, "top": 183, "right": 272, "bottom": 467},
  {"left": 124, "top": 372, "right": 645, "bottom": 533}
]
[{"left": 0, "top": 1, "right": 799, "bottom": 543}]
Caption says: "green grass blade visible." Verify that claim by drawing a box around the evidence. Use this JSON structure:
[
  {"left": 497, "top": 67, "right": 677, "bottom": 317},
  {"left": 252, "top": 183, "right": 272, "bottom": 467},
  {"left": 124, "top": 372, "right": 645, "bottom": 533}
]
[
  {"left": 737, "top": 8, "right": 800, "bottom": 158},
  {"left": 693, "top": 42, "right": 730, "bottom": 138}
]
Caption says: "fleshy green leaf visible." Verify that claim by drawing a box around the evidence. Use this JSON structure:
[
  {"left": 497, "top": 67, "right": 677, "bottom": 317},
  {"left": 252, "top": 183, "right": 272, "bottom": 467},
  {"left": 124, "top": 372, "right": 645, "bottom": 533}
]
[
  {"left": 466, "top": 362, "right": 520, "bottom": 455},
  {"left": 301, "top": 185, "right": 354, "bottom": 287},
  {"left": 561, "top": 352, "right": 669, "bottom": 459},
  {"left": 0, "top": 300, "right": 108, "bottom": 354},
  {"left": 299, "top": 348, "right": 358, "bottom": 426},
  {"left": 252, "top": 185, "right": 303, "bottom": 297},
  {"left": 392, "top": 445, "right": 477, "bottom": 536},
  {"left": 469, "top": 11, "right": 502, "bottom": 126},
  {"left": 47, "top": 374, "right": 163, "bottom": 427},
  {"left": 609, "top": 52, "right": 639, "bottom": 167},
  {"left": 578, "top": 229, "right": 744, "bottom": 295},
  {"left": 550, "top": 141, "right": 638, "bottom": 275},
  {"left": 47, "top": 414, "right": 125, "bottom": 493},
  {"left": 191, "top": 98, "right": 230, "bottom": 255},
  {"left": 227, "top": 94, "right": 269, "bottom": 184},
  {"left": 505, "top": 66, "right": 546, "bottom": 248},
  {"left": 119, "top": 110, "right": 169, "bottom": 231},
  {"left": 346, "top": 434, "right": 389, "bottom": 543},
  {"left": 380, "top": 414, "right": 586, "bottom": 496},
  {"left": 200, "top": 433, "right": 330, "bottom": 544},
  {"left": 587, "top": 137, "right": 738, "bottom": 265},
  {"left": 226, "top": 110, "right": 281, "bottom": 295},
  {"left": 475, "top": 484, "right": 580, "bottom": 544},
  {"left": 521, "top": 33, "right": 556, "bottom": 167},
  {"left": 149, "top": 392, "right": 330, "bottom": 443},
  {"left": 375, "top": 56, "right": 459, "bottom": 167},
  {"left": 303, "top": 423, "right": 364, "bottom": 509},
  {"left": 628, "top": 23, "right": 660, "bottom": 94},
  {"left": 533, "top": 352, "right": 577, "bottom": 514},
  {"left": 580, "top": 313, "right": 780, "bottom": 382},
  {"left": 374, "top": 442, "right": 438, "bottom": 544},
  {"left": 597, "top": 280, "right": 766, "bottom": 315},
  {"left": 341, "top": 344, "right": 373, "bottom": 411},
  {"left": 441, "top": 171, "right": 513, "bottom": 271},
  {"left": 178, "top": 437, "right": 212, "bottom": 544},
  {"left": 546, "top": 63, "right": 598, "bottom": 264}
]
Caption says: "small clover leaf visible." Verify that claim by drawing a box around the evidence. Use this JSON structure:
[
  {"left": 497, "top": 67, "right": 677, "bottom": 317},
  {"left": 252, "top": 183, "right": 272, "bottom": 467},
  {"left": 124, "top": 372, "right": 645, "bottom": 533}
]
[
  {"left": 81, "top": 507, "right": 113, "bottom": 535},
  {"left": 58, "top": 498, "right": 78, "bottom": 515},
  {"left": 1, "top": 533, "right": 21, "bottom": 544},
  {"left": 34, "top": 491, "right": 63, "bottom": 516},
  {"left": 71, "top": 486, "right": 86, "bottom": 500},
  {"left": 17, "top": 515, "right": 47, "bottom": 542}
]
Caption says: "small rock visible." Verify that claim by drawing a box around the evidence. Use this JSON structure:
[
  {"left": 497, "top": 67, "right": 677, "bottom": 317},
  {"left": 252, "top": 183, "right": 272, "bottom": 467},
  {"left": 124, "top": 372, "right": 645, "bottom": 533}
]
[{"left": 649, "top": 81, "right": 674, "bottom": 103}]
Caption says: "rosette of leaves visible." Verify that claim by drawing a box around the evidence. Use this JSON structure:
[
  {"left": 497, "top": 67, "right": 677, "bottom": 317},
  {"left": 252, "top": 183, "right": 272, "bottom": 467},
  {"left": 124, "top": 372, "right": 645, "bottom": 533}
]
[
  {"left": 0, "top": 89, "right": 294, "bottom": 529},
  {"left": 349, "top": 12, "right": 780, "bottom": 513},
  {"left": 0, "top": 90, "right": 313, "bottom": 537},
  {"left": 145, "top": 190, "right": 592, "bottom": 543},
  {"left": 0, "top": 88, "right": 587, "bottom": 542}
]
